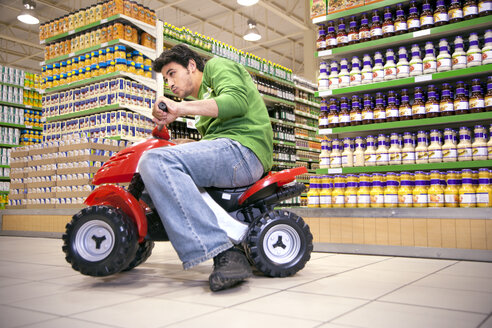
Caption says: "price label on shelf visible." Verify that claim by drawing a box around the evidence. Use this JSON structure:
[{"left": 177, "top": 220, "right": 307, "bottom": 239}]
[
  {"left": 327, "top": 168, "right": 342, "bottom": 174},
  {"left": 413, "top": 29, "right": 431, "bottom": 37},
  {"left": 415, "top": 74, "right": 432, "bottom": 82},
  {"left": 68, "top": 30, "right": 75, "bottom": 35},
  {"left": 186, "top": 118, "right": 196, "bottom": 130},
  {"left": 318, "top": 50, "right": 332, "bottom": 57},
  {"left": 100, "top": 18, "right": 108, "bottom": 24},
  {"left": 101, "top": 42, "right": 108, "bottom": 47}
]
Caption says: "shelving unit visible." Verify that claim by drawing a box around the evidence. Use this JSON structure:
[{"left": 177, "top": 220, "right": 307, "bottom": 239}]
[{"left": 312, "top": 0, "right": 404, "bottom": 24}]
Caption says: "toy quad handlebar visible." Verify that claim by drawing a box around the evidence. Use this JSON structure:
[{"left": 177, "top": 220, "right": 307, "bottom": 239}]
[{"left": 151, "top": 101, "right": 171, "bottom": 140}]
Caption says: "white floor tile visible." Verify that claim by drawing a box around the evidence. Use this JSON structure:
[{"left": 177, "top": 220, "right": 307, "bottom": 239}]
[
  {"left": 413, "top": 273, "right": 492, "bottom": 293},
  {"left": 362, "top": 257, "right": 457, "bottom": 274},
  {"left": 0, "top": 281, "right": 70, "bottom": 304},
  {"left": 0, "top": 305, "right": 56, "bottom": 328},
  {"left": 332, "top": 301, "right": 487, "bottom": 328},
  {"left": 438, "top": 262, "right": 492, "bottom": 279},
  {"left": 232, "top": 290, "right": 367, "bottom": 322},
  {"left": 22, "top": 317, "right": 115, "bottom": 328}
]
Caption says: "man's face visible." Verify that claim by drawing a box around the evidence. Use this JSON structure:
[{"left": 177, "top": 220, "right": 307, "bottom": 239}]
[{"left": 161, "top": 61, "right": 194, "bottom": 98}]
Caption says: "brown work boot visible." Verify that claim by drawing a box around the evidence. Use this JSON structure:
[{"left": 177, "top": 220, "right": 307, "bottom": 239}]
[{"left": 209, "top": 248, "right": 252, "bottom": 292}]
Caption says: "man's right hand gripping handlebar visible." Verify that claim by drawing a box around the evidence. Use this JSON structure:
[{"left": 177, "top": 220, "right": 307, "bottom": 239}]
[{"left": 151, "top": 100, "right": 171, "bottom": 140}]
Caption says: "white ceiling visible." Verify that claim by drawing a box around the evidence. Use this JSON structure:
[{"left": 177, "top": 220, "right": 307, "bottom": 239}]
[{"left": 0, "top": 0, "right": 315, "bottom": 77}]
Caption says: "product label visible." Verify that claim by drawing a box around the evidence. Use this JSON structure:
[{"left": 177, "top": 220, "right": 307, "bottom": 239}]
[
  {"left": 372, "top": 68, "right": 384, "bottom": 80},
  {"left": 434, "top": 12, "right": 449, "bottom": 22},
  {"left": 470, "top": 99, "right": 485, "bottom": 109},
  {"left": 308, "top": 195, "right": 320, "bottom": 206},
  {"left": 345, "top": 194, "right": 357, "bottom": 204},
  {"left": 429, "top": 193, "right": 444, "bottom": 204},
  {"left": 416, "top": 150, "right": 428, "bottom": 160},
  {"left": 399, "top": 194, "right": 413, "bottom": 205},
  {"left": 339, "top": 74, "right": 350, "bottom": 86},
  {"left": 359, "top": 30, "right": 371, "bottom": 40},
  {"left": 458, "top": 147, "right": 473, "bottom": 159},
  {"left": 395, "top": 21, "right": 407, "bottom": 31},
  {"left": 341, "top": 155, "right": 348, "bottom": 165},
  {"left": 420, "top": 16, "right": 434, "bottom": 26},
  {"left": 464, "top": 5, "right": 479, "bottom": 16},
  {"left": 382, "top": 25, "right": 395, "bottom": 34},
  {"left": 441, "top": 102, "right": 454, "bottom": 112},
  {"left": 365, "top": 153, "right": 377, "bottom": 164},
  {"left": 330, "top": 156, "right": 341, "bottom": 166},
  {"left": 385, "top": 66, "right": 397, "bottom": 78},
  {"left": 384, "top": 194, "right": 398, "bottom": 204},
  {"left": 370, "top": 27, "right": 383, "bottom": 37},
  {"left": 399, "top": 106, "right": 412, "bottom": 117},
  {"left": 375, "top": 110, "right": 386, "bottom": 120},
  {"left": 350, "top": 113, "right": 362, "bottom": 122},
  {"left": 348, "top": 32, "right": 359, "bottom": 43},
  {"left": 479, "top": 2, "right": 492, "bottom": 11},
  {"left": 317, "top": 40, "right": 327, "bottom": 49},
  {"left": 390, "top": 152, "right": 402, "bottom": 162},
  {"left": 445, "top": 193, "right": 458, "bottom": 204},
  {"left": 329, "top": 77, "right": 339, "bottom": 89},
  {"left": 414, "top": 193, "right": 429, "bottom": 204},
  {"left": 362, "top": 72, "right": 373, "bottom": 82},
  {"left": 408, "top": 18, "right": 420, "bottom": 29},
  {"left": 455, "top": 100, "right": 469, "bottom": 110},
  {"left": 320, "top": 195, "right": 332, "bottom": 206},
  {"left": 328, "top": 114, "right": 339, "bottom": 124},
  {"left": 319, "top": 117, "right": 329, "bottom": 126},
  {"left": 468, "top": 51, "right": 482, "bottom": 64},
  {"left": 319, "top": 79, "right": 329, "bottom": 89},
  {"left": 476, "top": 192, "right": 490, "bottom": 204},
  {"left": 376, "top": 152, "right": 389, "bottom": 163},
  {"left": 396, "top": 65, "right": 410, "bottom": 77},
  {"left": 327, "top": 37, "right": 337, "bottom": 47},
  {"left": 349, "top": 73, "right": 362, "bottom": 84},
  {"left": 337, "top": 35, "right": 348, "bottom": 44},
  {"left": 423, "top": 59, "right": 437, "bottom": 72},
  {"left": 334, "top": 195, "right": 345, "bottom": 205},
  {"left": 460, "top": 192, "right": 476, "bottom": 205},
  {"left": 372, "top": 194, "right": 384, "bottom": 204},
  {"left": 410, "top": 62, "right": 423, "bottom": 74},
  {"left": 357, "top": 194, "right": 371, "bottom": 204},
  {"left": 442, "top": 148, "right": 458, "bottom": 160},
  {"left": 472, "top": 146, "right": 488, "bottom": 157},
  {"left": 483, "top": 50, "right": 492, "bottom": 63},
  {"left": 485, "top": 96, "right": 492, "bottom": 107},
  {"left": 426, "top": 103, "right": 440, "bottom": 113},
  {"left": 340, "top": 114, "right": 350, "bottom": 123},
  {"left": 320, "top": 156, "right": 330, "bottom": 166},
  {"left": 449, "top": 8, "right": 463, "bottom": 19},
  {"left": 452, "top": 54, "right": 467, "bottom": 67},
  {"left": 387, "top": 108, "right": 399, "bottom": 118},
  {"left": 362, "top": 111, "right": 374, "bottom": 120},
  {"left": 437, "top": 58, "right": 452, "bottom": 70},
  {"left": 412, "top": 104, "right": 426, "bottom": 115}
]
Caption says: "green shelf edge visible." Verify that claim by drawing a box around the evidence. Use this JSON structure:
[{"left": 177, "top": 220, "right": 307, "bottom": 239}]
[
  {"left": 262, "top": 94, "right": 295, "bottom": 106},
  {"left": 44, "top": 39, "right": 121, "bottom": 65},
  {"left": 316, "top": 160, "right": 492, "bottom": 175},
  {"left": 316, "top": 64, "right": 492, "bottom": 97},
  {"left": 270, "top": 117, "right": 297, "bottom": 127},
  {"left": 0, "top": 101, "right": 42, "bottom": 111},
  {"left": 0, "top": 144, "right": 19, "bottom": 148},
  {"left": 320, "top": 112, "right": 492, "bottom": 135},
  {"left": 317, "top": 16, "right": 492, "bottom": 58},
  {"left": 312, "top": 0, "right": 405, "bottom": 23},
  {"left": 43, "top": 71, "right": 122, "bottom": 94},
  {"left": 45, "top": 104, "right": 123, "bottom": 122},
  {"left": 273, "top": 139, "right": 296, "bottom": 147},
  {"left": 0, "top": 122, "right": 42, "bottom": 131}
]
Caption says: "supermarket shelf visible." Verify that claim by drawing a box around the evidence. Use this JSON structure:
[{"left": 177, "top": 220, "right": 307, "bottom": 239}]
[
  {"left": 106, "top": 135, "right": 147, "bottom": 143},
  {"left": 0, "top": 101, "right": 42, "bottom": 111},
  {"left": 42, "top": 39, "right": 156, "bottom": 66},
  {"left": 45, "top": 103, "right": 153, "bottom": 122},
  {"left": 296, "top": 135, "right": 321, "bottom": 142},
  {"left": 273, "top": 139, "right": 296, "bottom": 147},
  {"left": 273, "top": 161, "right": 297, "bottom": 168},
  {"left": 0, "top": 82, "right": 41, "bottom": 92},
  {"left": 270, "top": 117, "right": 297, "bottom": 127},
  {"left": 261, "top": 94, "right": 295, "bottom": 107},
  {"left": 297, "top": 157, "right": 317, "bottom": 163},
  {"left": 317, "top": 64, "right": 492, "bottom": 97},
  {"left": 0, "top": 144, "right": 19, "bottom": 148},
  {"left": 297, "top": 146, "right": 321, "bottom": 153},
  {"left": 297, "top": 123, "right": 318, "bottom": 132},
  {"left": 0, "top": 165, "right": 9, "bottom": 168},
  {"left": 40, "top": 14, "right": 157, "bottom": 45},
  {"left": 295, "top": 97, "right": 320, "bottom": 108},
  {"left": 319, "top": 112, "right": 492, "bottom": 136},
  {"left": 162, "top": 35, "right": 213, "bottom": 59},
  {"left": 312, "top": 0, "right": 404, "bottom": 24},
  {"left": 295, "top": 110, "right": 318, "bottom": 120},
  {"left": 0, "top": 122, "right": 42, "bottom": 131},
  {"left": 294, "top": 84, "right": 316, "bottom": 95},
  {"left": 43, "top": 71, "right": 157, "bottom": 94},
  {"left": 317, "top": 16, "right": 492, "bottom": 61},
  {"left": 0, "top": 191, "right": 9, "bottom": 195},
  {"left": 0, "top": 177, "right": 10, "bottom": 180},
  {"left": 316, "top": 160, "right": 492, "bottom": 175}
]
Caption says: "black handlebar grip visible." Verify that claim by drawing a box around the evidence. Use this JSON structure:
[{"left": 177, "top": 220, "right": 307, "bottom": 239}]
[{"left": 158, "top": 102, "right": 167, "bottom": 112}]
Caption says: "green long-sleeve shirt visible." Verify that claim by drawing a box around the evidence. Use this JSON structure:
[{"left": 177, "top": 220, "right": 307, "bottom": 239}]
[{"left": 196, "top": 57, "right": 273, "bottom": 173}]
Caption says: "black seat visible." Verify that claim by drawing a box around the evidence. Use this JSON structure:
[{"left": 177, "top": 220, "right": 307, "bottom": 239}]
[{"left": 205, "top": 185, "right": 253, "bottom": 212}]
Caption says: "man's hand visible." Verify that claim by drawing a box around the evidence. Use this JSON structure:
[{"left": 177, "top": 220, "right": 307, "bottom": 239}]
[{"left": 153, "top": 96, "right": 180, "bottom": 126}]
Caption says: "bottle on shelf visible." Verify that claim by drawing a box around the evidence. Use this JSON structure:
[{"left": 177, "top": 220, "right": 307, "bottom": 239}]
[
  {"left": 372, "top": 52, "right": 384, "bottom": 83},
  {"left": 319, "top": 99, "right": 329, "bottom": 129},
  {"left": 463, "top": 0, "right": 479, "bottom": 19},
  {"left": 398, "top": 172, "right": 414, "bottom": 207},
  {"left": 345, "top": 175, "right": 358, "bottom": 208},
  {"left": 332, "top": 175, "right": 345, "bottom": 208},
  {"left": 348, "top": 16, "right": 359, "bottom": 45},
  {"left": 449, "top": 0, "right": 464, "bottom": 23},
  {"left": 407, "top": 1, "right": 421, "bottom": 32},
  {"left": 428, "top": 129, "right": 443, "bottom": 163},
  {"left": 338, "top": 58, "right": 350, "bottom": 88},
  {"left": 359, "top": 13, "right": 371, "bottom": 43},
  {"left": 467, "top": 33, "right": 482, "bottom": 67},
  {"left": 328, "top": 61, "right": 339, "bottom": 90},
  {"left": 382, "top": 6, "right": 395, "bottom": 38},
  {"left": 319, "top": 175, "right": 332, "bottom": 208},
  {"left": 339, "top": 97, "right": 351, "bottom": 127},
  {"left": 483, "top": 30, "right": 492, "bottom": 65},
  {"left": 364, "top": 135, "right": 377, "bottom": 166},
  {"left": 330, "top": 138, "right": 342, "bottom": 168},
  {"left": 341, "top": 137, "right": 354, "bottom": 167},
  {"left": 420, "top": 0, "right": 435, "bottom": 30},
  {"left": 357, "top": 174, "right": 371, "bottom": 208},
  {"left": 320, "top": 139, "right": 330, "bottom": 169},
  {"left": 413, "top": 171, "right": 429, "bottom": 207},
  {"left": 454, "top": 81, "right": 470, "bottom": 115},
  {"left": 328, "top": 98, "right": 340, "bottom": 128},
  {"left": 349, "top": 56, "right": 362, "bottom": 86},
  {"left": 459, "top": 169, "right": 477, "bottom": 207},
  {"left": 384, "top": 172, "right": 399, "bottom": 208},
  {"left": 437, "top": 39, "right": 452, "bottom": 72},
  {"left": 337, "top": 18, "right": 348, "bottom": 47},
  {"left": 353, "top": 136, "right": 366, "bottom": 166},
  {"left": 479, "top": 0, "right": 492, "bottom": 15},
  {"left": 326, "top": 21, "right": 337, "bottom": 49},
  {"left": 376, "top": 134, "right": 389, "bottom": 166},
  {"left": 472, "top": 125, "right": 488, "bottom": 160},
  {"left": 444, "top": 170, "right": 459, "bottom": 207},
  {"left": 476, "top": 168, "right": 491, "bottom": 207},
  {"left": 457, "top": 126, "right": 473, "bottom": 161},
  {"left": 397, "top": 47, "right": 410, "bottom": 79},
  {"left": 318, "top": 62, "right": 329, "bottom": 91},
  {"left": 386, "top": 90, "right": 399, "bottom": 122},
  {"left": 440, "top": 83, "right": 455, "bottom": 116},
  {"left": 388, "top": 133, "right": 402, "bottom": 165},
  {"left": 489, "top": 124, "right": 492, "bottom": 158},
  {"left": 452, "top": 36, "right": 467, "bottom": 70},
  {"left": 361, "top": 54, "right": 373, "bottom": 85},
  {"left": 370, "top": 173, "right": 385, "bottom": 208},
  {"left": 409, "top": 44, "right": 423, "bottom": 76},
  {"left": 428, "top": 170, "right": 444, "bottom": 207},
  {"left": 374, "top": 93, "right": 386, "bottom": 123},
  {"left": 362, "top": 94, "right": 374, "bottom": 124},
  {"left": 412, "top": 87, "right": 426, "bottom": 119},
  {"left": 423, "top": 41, "right": 437, "bottom": 74},
  {"left": 470, "top": 79, "right": 485, "bottom": 113},
  {"left": 307, "top": 176, "right": 320, "bottom": 208},
  {"left": 442, "top": 128, "right": 458, "bottom": 162},
  {"left": 350, "top": 95, "right": 362, "bottom": 126},
  {"left": 371, "top": 9, "right": 383, "bottom": 40},
  {"left": 317, "top": 24, "right": 327, "bottom": 52},
  {"left": 415, "top": 130, "right": 429, "bottom": 164},
  {"left": 425, "top": 85, "right": 440, "bottom": 118},
  {"left": 486, "top": 77, "right": 492, "bottom": 111},
  {"left": 395, "top": 3, "right": 408, "bottom": 35},
  {"left": 434, "top": 0, "right": 450, "bottom": 26},
  {"left": 384, "top": 49, "right": 397, "bottom": 81},
  {"left": 399, "top": 89, "right": 412, "bottom": 120}
]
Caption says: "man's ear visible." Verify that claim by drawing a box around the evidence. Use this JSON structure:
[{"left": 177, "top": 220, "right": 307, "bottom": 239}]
[{"left": 188, "top": 59, "right": 196, "bottom": 72}]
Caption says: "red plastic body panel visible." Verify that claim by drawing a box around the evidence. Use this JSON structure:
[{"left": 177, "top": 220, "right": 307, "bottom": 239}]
[
  {"left": 92, "top": 138, "right": 175, "bottom": 185},
  {"left": 238, "top": 166, "right": 308, "bottom": 205},
  {"left": 85, "top": 185, "right": 148, "bottom": 242}
]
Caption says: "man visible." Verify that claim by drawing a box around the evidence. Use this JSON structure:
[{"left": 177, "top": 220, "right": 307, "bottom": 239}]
[{"left": 138, "top": 44, "right": 273, "bottom": 291}]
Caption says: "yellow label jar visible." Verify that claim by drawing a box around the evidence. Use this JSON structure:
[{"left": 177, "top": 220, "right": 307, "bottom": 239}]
[
  {"left": 370, "top": 173, "right": 385, "bottom": 208},
  {"left": 459, "top": 169, "right": 476, "bottom": 207},
  {"left": 307, "top": 176, "right": 320, "bottom": 208},
  {"left": 319, "top": 175, "right": 332, "bottom": 208},
  {"left": 144, "top": 65, "right": 152, "bottom": 78},
  {"left": 106, "top": 59, "right": 115, "bottom": 73},
  {"left": 128, "top": 60, "right": 136, "bottom": 74},
  {"left": 344, "top": 174, "right": 358, "bottom": 208},
  {"left": 476, "top": 168, "right": 491, "bottom": 207},
  {"left": 413, "top": 171, "right": 428, "bottom": 207},
  {"left": 428, "top": 170, "right": 444, "bottom": 207},
  {"left": 332, "top": 175, "right": 345, "bottom": 208},
  {"left": 398, "top": 172, "right": 413, "bottom": 207},
  {"left": 115, "top": 58, "right": 127, "bottom": 72},
  {"left": 384, "top": 172, "right": 399, "bottom": 208},
  {"left": 114, "top": 45, "right": 126, "bottom": 59},
  {"left": 357, "top": 174, "right": 371, "bottom": 208}
]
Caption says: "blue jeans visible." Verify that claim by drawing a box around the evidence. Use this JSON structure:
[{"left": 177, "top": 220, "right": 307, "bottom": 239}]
[{"left": 139, "top": 138, "right": 264, "bottom": 269}]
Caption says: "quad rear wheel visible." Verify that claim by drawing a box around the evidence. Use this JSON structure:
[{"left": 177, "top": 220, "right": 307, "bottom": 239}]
[
  {"left": 62, "top": 205, "right": 139, "bottom": 277},
  {"left": 246, "top": 210, "right": 313, "bottom": 277}
]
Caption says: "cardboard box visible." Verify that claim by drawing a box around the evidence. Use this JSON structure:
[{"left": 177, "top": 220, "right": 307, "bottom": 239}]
[
  {"left": 10, "top": 171, "right": 26, "bottom": 179},
  {"left": 56, "top": 204, "right": 85, "bottom": 209},
  {"left": 27, "top": 169, "right": 57, "bottom": 178},
  {"left": 345, "top": 0, "right": 364, "bottom": 10},
  {"left": 57, "top": 166, "right": 100, "bottom": 175},
  {"left": 10, "top": 149, "right": 29, "bottom": 158},
  {"left": 56, "top": 155, "right": 108, "bottom": 164},
  {"left": 56, "top": 191, "right": 92, "bottom": 198},
  {"left": 8, "top": 193, "right": 26, "bottom": 200},
  {"left": 29, "top": 146, "right": 59, "bottom": 156},
  {"left": 10, "top": 182, "right": 25, "bottom": 189},
  {"left": 27, "top": 192, "right": 56, "bottom": 199},
  {"left": 364, "top": 0, "right": 383, "bottom": 4},
  {"left": 310, "top": 0, "right": 327, "bottom": 19},
  {"left": 10, "top": 161, "right": 26, "bottom": 168},
  {"left": 29, "top": 180, "right": 56, "bottom": 188},
  {"left": 31, "top": 158, "right": 57, "bottom": 166},
  {"left": 59, "top": 142, "right": 120, "bottom": 152},
  {"left": 328, "top": 0, "right": 345, "bottom": 14},
  {"left": 57, "top": 178, "right": 93, "bottom": 186}
]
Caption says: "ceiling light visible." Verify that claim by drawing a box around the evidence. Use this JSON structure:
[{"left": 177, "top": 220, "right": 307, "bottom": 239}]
[
  {"left": 237, "top": 0, "right": 259, "bottom": 6},
  {"left": 243, "top": 19, "right": 261, "bottom": 41},
  {"left": 17, "top": 0, "right": 39, "bottom": 25}
]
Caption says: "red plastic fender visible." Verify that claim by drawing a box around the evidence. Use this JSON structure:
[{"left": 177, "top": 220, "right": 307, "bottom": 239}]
[
  {"left": 238, "top": 166, "right": 308, "bottom": 205},
  {"left": 84, "top": 185, "right": 147, "bottom": 242}
]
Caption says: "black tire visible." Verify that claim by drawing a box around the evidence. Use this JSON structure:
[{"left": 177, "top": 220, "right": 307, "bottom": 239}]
[
  {"left": 122, "top": 240, "right": 154, "bottom": 272},
  {"left": 62, "top": 205, "right": 139, "bottom": 277},
  {"left": 246, "top": 210, "right": 313, "bottom": 277}
]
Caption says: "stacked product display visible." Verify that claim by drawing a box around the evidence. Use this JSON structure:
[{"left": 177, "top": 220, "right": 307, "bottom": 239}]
[{"left": 311, "top": 0, "right": 492, "bottom": 210}]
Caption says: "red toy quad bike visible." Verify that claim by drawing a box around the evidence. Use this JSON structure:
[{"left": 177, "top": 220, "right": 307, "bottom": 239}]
[{"left": 62, "top": 107, "right": 312, "bottom": 278}]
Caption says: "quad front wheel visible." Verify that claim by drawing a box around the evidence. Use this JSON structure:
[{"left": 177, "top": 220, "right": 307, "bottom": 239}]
[
  {"left": 62, "top": 205, "right": 139, "bottom": 277},
  {"left": 246, "top": 210, "right": 313, "bottom": 277}
]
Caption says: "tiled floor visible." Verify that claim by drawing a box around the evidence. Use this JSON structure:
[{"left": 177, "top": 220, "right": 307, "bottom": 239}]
[{"left": 0, "top": 236, "right": 491, "bottom": 328}]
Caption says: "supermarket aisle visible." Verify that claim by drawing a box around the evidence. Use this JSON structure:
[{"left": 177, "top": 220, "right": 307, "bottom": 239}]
[{"left": 0, "top": 236, "right": 491, "bottom": 328}]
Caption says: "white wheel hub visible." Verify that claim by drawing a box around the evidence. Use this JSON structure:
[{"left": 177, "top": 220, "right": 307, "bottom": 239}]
[
  {"left": 75, "top": 220, "right": 115, "bottom": 262},
  {"left": 263, "top": 224, "right": 301, "bottom": 264}
]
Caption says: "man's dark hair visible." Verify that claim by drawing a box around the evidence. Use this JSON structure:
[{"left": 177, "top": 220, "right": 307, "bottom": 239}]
[{"left": 153, "top": 44, "right": 205, "bottom": 73}]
